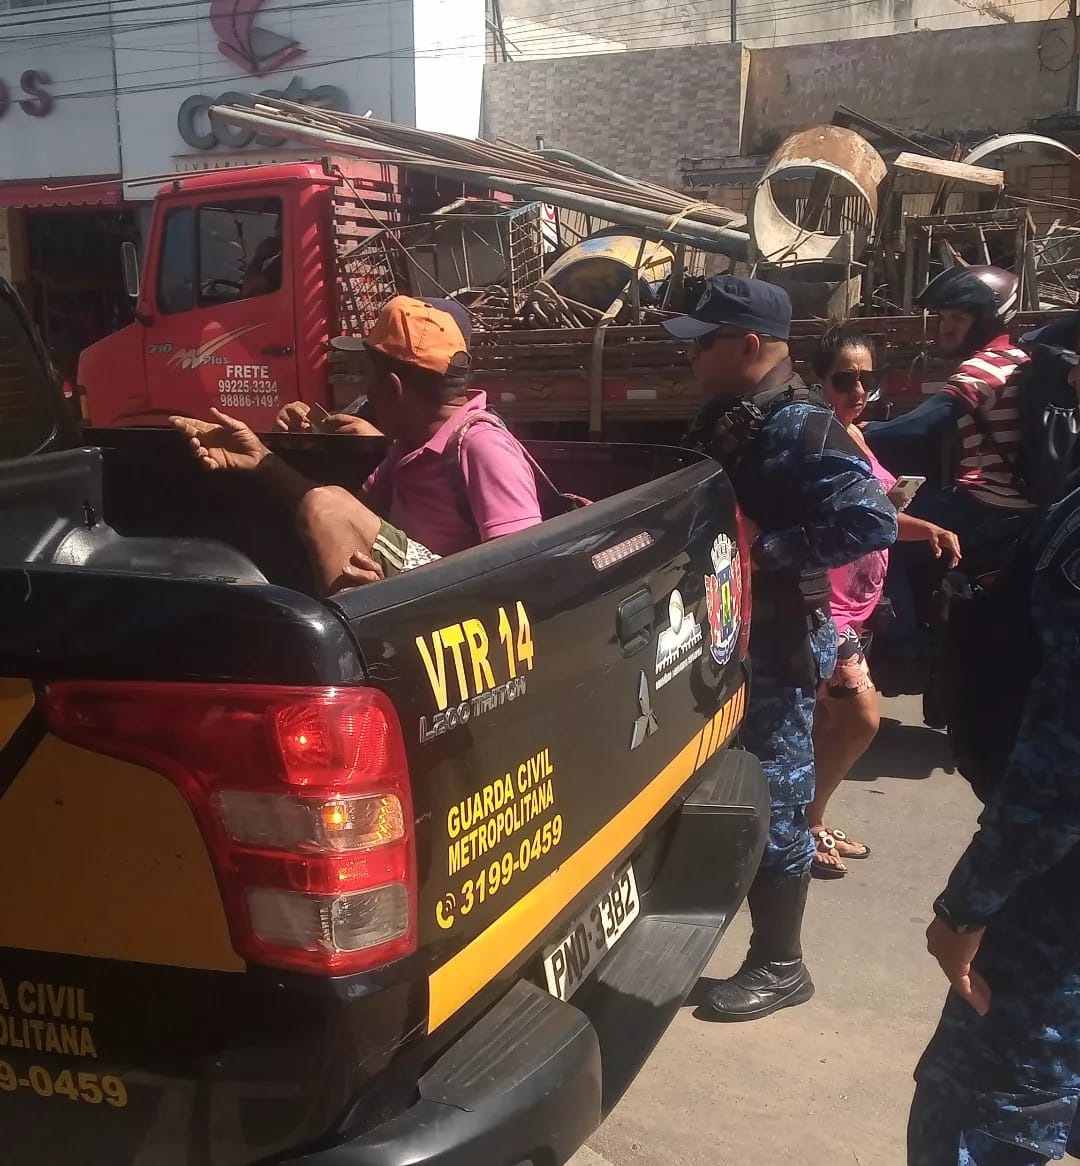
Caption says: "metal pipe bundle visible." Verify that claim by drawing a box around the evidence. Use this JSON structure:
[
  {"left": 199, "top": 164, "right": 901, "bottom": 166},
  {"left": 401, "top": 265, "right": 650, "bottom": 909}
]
[{"left": 208, "top": 99, "right": 751, "bottom": 258}]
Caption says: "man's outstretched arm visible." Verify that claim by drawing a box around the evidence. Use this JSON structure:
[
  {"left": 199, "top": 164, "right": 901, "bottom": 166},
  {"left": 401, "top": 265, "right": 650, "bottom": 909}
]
[{"left": 170, "top": 410, "right": 384, "bottom": 594}]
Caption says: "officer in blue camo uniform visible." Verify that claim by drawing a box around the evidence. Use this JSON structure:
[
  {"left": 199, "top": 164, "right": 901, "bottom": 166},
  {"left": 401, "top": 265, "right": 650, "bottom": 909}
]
[
  {"left": 664, "top": 276, "right": 897, "bottom": 1021},
  {"left": 909, "top": 480, "right": 1080, "bottom": 1165}
]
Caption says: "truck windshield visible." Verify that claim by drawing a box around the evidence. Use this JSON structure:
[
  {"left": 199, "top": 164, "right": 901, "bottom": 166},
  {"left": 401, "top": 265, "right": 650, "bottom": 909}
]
[{"left": 156, "top": 197, "right": 283, "bottom": 315}]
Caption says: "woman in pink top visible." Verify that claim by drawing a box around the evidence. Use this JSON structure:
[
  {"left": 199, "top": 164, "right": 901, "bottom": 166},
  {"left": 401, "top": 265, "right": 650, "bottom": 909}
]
[{"left": 808, "top": 329, "right": 962, "bottom": 878}]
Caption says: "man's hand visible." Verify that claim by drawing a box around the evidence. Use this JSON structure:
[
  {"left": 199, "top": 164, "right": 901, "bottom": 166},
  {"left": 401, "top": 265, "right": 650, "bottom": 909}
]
[
  {"left": 274, "top": 401, "right": 383, "bottom": 437},
  {"left": 927, "top": 524, "right": 962, "bottom": 569},
  {"left": 323, "top": 414, "right": 383, "bottom": 437},
  {"left": 328, "top": 551, "right": 385, "bottom": 594},
  {"left": 926, "top": 915, "right": 991, "bottom": 1015},
  {"left": 275, "top": 401, "right": 312, "bottom": 432},
  {"left": 169, "top": 408, "right": 270, "bottom": 472}
]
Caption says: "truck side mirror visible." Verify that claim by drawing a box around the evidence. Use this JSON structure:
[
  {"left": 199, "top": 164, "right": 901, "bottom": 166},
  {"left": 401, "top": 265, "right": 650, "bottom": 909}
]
[{"left": 121, "top": 241, "right": 140, "bottom": 300}]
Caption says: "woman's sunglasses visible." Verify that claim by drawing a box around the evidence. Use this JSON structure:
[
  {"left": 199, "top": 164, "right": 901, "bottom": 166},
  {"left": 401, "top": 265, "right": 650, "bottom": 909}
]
[{"left": 830, "top": 369, "right": 883, "bottom": 398}]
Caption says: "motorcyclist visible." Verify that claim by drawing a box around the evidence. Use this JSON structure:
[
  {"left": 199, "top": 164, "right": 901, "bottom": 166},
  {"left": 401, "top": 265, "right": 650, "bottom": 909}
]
[{"left": 864, "top": 267, "right": 1031, "bottom": 684}]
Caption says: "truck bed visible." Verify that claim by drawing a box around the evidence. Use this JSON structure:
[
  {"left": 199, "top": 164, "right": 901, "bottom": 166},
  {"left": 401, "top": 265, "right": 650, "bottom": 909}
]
[{"left": 0, "top": 429, "right": 766, "bottom": 1166}]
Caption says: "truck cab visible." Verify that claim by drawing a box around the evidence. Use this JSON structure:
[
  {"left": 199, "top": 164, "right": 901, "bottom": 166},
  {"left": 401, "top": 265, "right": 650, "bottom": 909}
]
[{"left": 77, "top": 160, "right": 459, "bottom": 430}]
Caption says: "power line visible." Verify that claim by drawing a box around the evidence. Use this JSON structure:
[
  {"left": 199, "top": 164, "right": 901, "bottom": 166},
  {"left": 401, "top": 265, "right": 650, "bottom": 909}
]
[
  {"left": 490, "top": 0, "right": 1046, "bottom": 48},
  {"left": 0, "top": 0, "right": 993, "bottom": 44},
  {"left": 0, "top": 0, "right": 387, "bottom": 34},
  {"left": 0, "top": 0, "right": 1046, "bottom": 98}
]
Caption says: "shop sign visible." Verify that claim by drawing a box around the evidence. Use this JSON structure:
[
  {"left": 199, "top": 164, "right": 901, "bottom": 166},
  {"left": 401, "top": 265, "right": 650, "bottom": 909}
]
[
  {"left": 175, "top": 0, "right": 347, "bottom": 151},
  {"left": 176, "top": 75, "right": 348, "bottom": 151},
  {"left": 0, "top": 71, "right": 54, "bottom": 119}
]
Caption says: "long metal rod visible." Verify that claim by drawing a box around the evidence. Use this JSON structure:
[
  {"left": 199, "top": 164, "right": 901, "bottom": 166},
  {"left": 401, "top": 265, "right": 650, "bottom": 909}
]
[
  {"left": 240, "top": 99, "right": 749, "bottom": 236},
  {"left": 211, "top": 105, "right": 750, "bottom": 257},
  {"left": 534, "top": 148, "right": 705, "bottom": 206},
  {"left": 222, "top": 96, "right": 746, "bottom": 229}
]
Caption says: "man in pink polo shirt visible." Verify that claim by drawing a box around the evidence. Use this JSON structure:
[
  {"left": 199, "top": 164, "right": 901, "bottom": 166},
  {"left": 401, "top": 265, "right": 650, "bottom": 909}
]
[{"left": 170, "top": 297, "right": 543, "bottom": 593}]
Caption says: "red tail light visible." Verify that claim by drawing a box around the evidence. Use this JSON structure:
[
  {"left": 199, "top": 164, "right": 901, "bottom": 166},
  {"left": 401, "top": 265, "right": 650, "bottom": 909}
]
[
  {"left": 734, "top": 506, "right": 753, "bottom": 661},
  {"left": 42, "top": 683, "right": 416, "bottom": 976}
]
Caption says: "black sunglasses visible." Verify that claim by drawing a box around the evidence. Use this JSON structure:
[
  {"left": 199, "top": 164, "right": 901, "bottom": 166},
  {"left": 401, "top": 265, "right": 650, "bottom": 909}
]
[
  {"left": 830, "top": 368, "right": 883, "bottom": 395},
  {"left": 693, "top": 327, "right": 748, "bottom": 352}
]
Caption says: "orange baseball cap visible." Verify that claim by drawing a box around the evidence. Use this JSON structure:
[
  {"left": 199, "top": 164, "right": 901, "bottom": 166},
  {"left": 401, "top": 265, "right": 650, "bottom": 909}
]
[{"left": 363, "top": 296, "right": 471, "bottom": 375}]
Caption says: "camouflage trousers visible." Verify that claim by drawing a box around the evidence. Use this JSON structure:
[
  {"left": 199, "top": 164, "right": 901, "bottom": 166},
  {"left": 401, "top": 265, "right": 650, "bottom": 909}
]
[
  {"left": 741, "top": 612, "right": 837, "bottom": 877},
  {"left": 909, "top": 879, "right": 1080, "bottom": 1165}
]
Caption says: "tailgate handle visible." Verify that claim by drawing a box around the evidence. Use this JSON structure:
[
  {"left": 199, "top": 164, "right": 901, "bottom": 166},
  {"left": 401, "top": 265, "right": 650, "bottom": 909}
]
[
  {"left": 616, "top": 589, "right": 654, "bottom": 656},
  {"left": 261, "top": 344, "right": 293, "bottom": 356}
]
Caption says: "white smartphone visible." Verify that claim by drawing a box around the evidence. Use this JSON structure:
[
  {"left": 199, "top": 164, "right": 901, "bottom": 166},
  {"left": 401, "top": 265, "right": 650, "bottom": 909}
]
[{"left": 888, "top": 475, "right": 926, "bottom": 512}]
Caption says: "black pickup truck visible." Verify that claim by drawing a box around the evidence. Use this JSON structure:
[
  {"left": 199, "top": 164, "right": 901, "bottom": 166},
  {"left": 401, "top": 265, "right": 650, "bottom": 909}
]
[{"left": 0, "top": 278, "right": 767, "bottom": 1166}]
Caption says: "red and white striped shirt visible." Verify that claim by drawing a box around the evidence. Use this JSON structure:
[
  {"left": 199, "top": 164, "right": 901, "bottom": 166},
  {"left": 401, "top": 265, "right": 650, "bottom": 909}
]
[{"left": 940, "top": 335, "right": 1033, "bottom": 510}]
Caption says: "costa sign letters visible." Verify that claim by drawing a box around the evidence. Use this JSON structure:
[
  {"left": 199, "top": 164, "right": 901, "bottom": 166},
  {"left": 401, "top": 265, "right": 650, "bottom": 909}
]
[{"left": 176, "top": 76, "right": 348, "bottom": 151}]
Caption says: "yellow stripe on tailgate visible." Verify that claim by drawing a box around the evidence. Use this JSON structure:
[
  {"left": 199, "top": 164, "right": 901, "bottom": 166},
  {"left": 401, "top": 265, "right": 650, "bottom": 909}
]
[
  {"left": 428, "top": 684, "right": 747, "bottom": 1030},
  {"left": 0, "top": 679, "right": 34, "bottom": 752},
  {"left": 0, "top": 734, "right": 244, "bottom": 972}
]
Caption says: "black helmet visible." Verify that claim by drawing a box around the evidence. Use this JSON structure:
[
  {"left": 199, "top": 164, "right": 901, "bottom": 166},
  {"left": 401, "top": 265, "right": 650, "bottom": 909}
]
[{"left": 917, "top": 265, "right": 1019, "bottom": 327}]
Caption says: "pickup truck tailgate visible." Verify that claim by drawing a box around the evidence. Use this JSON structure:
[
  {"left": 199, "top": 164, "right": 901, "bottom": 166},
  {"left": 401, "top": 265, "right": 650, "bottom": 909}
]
[{"left": 0, "top": 575, "right": 415, "bottom": 1166}]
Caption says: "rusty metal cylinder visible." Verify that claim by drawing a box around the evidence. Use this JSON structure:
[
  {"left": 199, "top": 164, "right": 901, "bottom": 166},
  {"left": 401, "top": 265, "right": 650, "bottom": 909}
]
[{"left": 751, "top": 125, "right": 887, "bottom": 267}]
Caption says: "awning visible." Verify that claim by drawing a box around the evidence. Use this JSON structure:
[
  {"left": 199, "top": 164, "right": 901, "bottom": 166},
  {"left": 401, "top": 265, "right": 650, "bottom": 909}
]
[{"left": 0, "top": 177, "right": 123, "bottom": 210}]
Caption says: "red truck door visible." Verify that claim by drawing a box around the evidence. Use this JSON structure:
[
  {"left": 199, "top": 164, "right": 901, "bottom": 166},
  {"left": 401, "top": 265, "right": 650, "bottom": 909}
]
[{"left": 140, "top": 190, "right": 299, "bottom": 430}]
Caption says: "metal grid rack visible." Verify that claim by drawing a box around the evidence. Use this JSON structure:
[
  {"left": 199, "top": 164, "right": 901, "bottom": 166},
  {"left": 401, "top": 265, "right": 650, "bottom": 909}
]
[{"left": 335, "top": 200, "right": 545, "bottom": 337}]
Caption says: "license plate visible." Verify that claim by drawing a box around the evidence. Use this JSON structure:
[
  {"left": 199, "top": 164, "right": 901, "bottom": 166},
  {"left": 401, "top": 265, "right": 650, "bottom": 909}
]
[{"left": 543, "top": 864, "right": 640, "bottom": 1002}]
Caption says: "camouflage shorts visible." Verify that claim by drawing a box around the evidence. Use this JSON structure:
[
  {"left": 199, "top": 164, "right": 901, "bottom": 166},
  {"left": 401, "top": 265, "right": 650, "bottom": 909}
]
[{"left": 370, "top": 521, "right": 441, "bottom": 577}]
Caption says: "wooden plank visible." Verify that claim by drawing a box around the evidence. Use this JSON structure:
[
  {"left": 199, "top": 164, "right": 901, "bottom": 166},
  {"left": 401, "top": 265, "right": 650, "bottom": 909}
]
[{"left": 893, "top": 152, "right": 1004, "bottom": 189}]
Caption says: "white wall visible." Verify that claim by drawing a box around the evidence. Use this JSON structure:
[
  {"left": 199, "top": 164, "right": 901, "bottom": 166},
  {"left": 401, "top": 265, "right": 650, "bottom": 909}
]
[
  {"left": 498, "top": 0, "right": 1065, "bottom": 55},
  {"left": 412, "top": 0, "right": 487, "bottom": 136},
  {"left": 0, "top": 1, "right": 119, "bottom": 181},
  {"left": 114, "top": 0, "right": 420, "bottom": 196}
]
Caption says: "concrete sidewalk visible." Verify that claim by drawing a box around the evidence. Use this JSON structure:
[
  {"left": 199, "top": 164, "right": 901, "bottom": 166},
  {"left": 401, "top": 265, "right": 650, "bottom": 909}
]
[{"left": 570, "top": 694, "right": 978, "bottom": 1166}]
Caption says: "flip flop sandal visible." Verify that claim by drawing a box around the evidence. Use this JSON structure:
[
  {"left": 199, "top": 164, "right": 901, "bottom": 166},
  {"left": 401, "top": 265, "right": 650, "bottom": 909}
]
[
  {"left": 827, "top": 828, "right": 871, "bottom": 860},
  {"left": 810, "top": 829, "right": 847, "bottom": 880}
]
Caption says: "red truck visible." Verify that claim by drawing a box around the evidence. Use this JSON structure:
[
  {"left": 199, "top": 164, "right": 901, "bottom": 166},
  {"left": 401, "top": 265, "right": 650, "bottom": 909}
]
[
  {"left": 77, "top": 158, "right": 1069, "bottom": 439},
  {"left": 77, "top": 158, "right": 478, "bottom": 432}
]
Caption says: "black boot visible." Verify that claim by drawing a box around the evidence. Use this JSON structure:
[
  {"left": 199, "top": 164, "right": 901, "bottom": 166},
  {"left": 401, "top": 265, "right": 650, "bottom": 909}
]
[{"left": 700, "top": 870, "right": 813, "bottom": 1022}]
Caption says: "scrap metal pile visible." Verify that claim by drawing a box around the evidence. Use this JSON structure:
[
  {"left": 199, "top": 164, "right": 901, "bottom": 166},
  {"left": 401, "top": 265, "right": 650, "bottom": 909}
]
[
  {"left": 208, "top": 99, "right": 1077, "bottom": 428},
  {"left": 212, "top": 97, "right": 1080, "bottom": 336},
  {"left": 748, "top": 111, "right": 1080, "bottom": 319}
]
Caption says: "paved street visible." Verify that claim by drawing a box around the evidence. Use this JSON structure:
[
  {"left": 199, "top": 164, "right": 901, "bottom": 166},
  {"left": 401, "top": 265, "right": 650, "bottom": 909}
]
[{"left": 570, "top": 694, "right": 979, "bottom": 1166}]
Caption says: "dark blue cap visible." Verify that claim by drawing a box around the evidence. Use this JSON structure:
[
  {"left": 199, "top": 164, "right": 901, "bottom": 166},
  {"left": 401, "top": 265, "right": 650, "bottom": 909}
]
[
  {"left": 662, "top": 275, "right": 792, "bottom": 342},
  {"left": 1022, "top": 311, "right": 1080, "bottom": 351}
]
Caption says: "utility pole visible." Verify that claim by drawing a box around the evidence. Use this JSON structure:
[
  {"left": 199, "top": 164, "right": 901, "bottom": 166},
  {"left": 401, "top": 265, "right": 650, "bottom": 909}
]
[
  {"left": 730, "top": 0, "right": 737, "bottom": 44},
  {"left": 490, "top": 0, "right": 510, "bottom": 63},
  {"left": 1073, "top": 0, "right": 1080, "bottom": 113}
]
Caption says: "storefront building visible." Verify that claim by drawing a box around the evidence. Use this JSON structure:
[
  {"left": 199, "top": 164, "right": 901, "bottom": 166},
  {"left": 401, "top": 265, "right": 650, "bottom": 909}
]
[{"left": 0, "top": 0, "right": 484, "bottom": 380}]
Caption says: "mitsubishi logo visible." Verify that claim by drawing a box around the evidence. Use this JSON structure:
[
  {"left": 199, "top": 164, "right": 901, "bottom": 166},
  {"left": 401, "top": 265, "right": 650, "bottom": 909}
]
[
  {"left": 210, "top": 0, "right": 304, "bottom": 77},
  {"left": 630, "top": 671, "right": 659, "bottom": 750}
]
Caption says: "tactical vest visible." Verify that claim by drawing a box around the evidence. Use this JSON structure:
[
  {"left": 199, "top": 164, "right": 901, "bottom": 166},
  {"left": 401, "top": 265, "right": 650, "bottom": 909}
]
[
  {"left": 688, "top": 377, "right": 835, "bottom": 687},
  {"left": 689, "top": 379, "right": 832, "bottom": 616}
]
